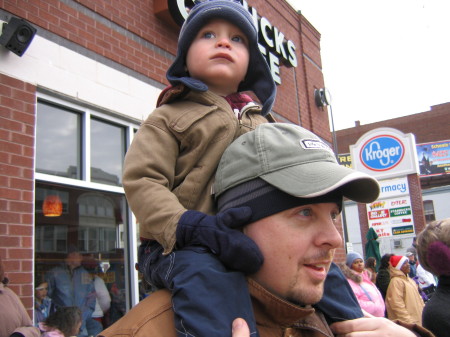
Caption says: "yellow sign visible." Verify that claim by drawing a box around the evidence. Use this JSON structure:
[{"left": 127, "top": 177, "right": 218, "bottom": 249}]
[{"left": 338, "top": 154, "right": 352, "bottom": 168}]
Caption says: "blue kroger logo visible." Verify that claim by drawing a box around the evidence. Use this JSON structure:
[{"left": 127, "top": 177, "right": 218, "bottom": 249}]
[{"left": 360, "top": 135, "right": 405, "bottom": 171}]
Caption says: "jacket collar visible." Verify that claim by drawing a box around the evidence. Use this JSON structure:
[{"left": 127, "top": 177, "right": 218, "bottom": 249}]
[
  {"left": 248, "top": 278, "right": 333, "bottom": 335},
  {"left": 340, "top": 263, "right": 363, "bottom": 283},
  {"left": 389, "top": 266, "right": 409, "bottom": 279},
  {"left": 157, "top": 84, "right": 264, "bottom": 113}
]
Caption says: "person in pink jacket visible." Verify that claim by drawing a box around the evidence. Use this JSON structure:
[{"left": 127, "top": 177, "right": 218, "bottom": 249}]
[{"left": 341, "top": 252, "right": 386, "bottom": 317}]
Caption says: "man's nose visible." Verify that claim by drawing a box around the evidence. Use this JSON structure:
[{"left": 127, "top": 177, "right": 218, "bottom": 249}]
[{"left": 317, "top": 217, "right": 342, "bottom": 248}]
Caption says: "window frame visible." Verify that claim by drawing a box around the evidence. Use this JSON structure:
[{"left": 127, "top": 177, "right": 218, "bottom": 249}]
[
  {"left": 423, "top": 199, "right": 436, "bottom": 222},
  {"left": 35, "top": 91, "right": 141, "bottom": 308},
  {"left": 36, "top": 93, "right": 137, "bottom": 194}
]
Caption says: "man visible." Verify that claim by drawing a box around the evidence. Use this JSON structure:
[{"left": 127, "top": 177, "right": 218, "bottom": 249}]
[
  {"left": 100, "top": 123, "right": 432, "bottom": 337},
  {"left": 45, "top": 246, "right": 96, "bottom": 337},
  {"left": 385, "top": 255, "right": 425, "bottom": 324},
  {"left": 406, "top": 251, "right": 417, "bottom": 278}
]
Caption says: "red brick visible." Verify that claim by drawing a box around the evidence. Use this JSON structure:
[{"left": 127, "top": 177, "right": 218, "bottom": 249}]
[
  {"left": 1, "top": 96, "right": 25, "bottom": 112},
  {"left": 0, "top": 118, "right": 23, "bottom": 133},
  {"left": 0, "top": 85, "right": 12, "bottom": 97},
  {"left": 12, "top": 110, "right": 36, "bottom": 126},
  {"left": 0, "top": 211, "right": 21, "bottom": 223},
  {"left": 10, "top": 155, "right": 34, "bottom": 169},
  {"left": 9, "top": 200, "right": 33, "bottom": 213},
  {"left": 0, "top": 187, "right": 21, "bottom": 200},
  {"left": 0, "top": 235, "right": 21, "bottom": 247},
  {"left": 11, "top": 89, "right": 35, "bottom": 105},
  {"left": 0, "top": 151, "right": 10, "bottom": 164},
  {"left": 21, "top": 213, "right": 34, "bottom": 225},
  {"left": 21, "top": 236, "right": 34, "bottom": 247},
  {"left": 8, "top": 248, "right": 34, "bottom": 259},
  {"left": 11, "top": 132, "right": 34, "bottom": 147},
  {"left": 0, "top": 140, "right": 22, "bottom": 155},
  {"left": 9, "top": 225, "right": 33, "bottom": 236}
]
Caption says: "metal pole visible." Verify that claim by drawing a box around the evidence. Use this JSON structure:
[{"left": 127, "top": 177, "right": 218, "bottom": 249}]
[{"left": 328, "top": 104, "right": 349, "bottom": 247}]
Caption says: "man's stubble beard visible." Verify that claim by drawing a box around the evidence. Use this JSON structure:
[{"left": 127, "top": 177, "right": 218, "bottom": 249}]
[
  {"left": 285, "top": 250, "right": 333, "bottom": 306},
  {"left": 285, "top": 274, "right": 325, "bottom": 306}
]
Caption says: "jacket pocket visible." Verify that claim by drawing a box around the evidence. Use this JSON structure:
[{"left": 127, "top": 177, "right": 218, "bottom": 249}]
[{"left": 170, "top": 104, "right": 218, "bottom": 133}]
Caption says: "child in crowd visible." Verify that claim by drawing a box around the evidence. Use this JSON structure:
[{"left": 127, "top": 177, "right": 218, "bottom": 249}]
[
  {"left": 123, "top": 0, "right": 365, "bottom": 335},
  {"left": 39, "top": 306, "right": 82, "bottom": 337},
  {"left": 34, "top": 280, "right": 55, "bottom": 327}
]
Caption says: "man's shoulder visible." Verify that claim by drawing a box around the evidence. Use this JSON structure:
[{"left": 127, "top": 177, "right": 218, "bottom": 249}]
[{"left": 99, "top": 289, "right": 176, "bottom": 337}]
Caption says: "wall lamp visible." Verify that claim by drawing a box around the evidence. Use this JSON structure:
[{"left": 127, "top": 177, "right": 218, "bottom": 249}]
[
  {"left": 42, "top": 195, "right": 63, "bottom": 217},
  {"left": 314, "top": 87, "right": 332, "bottom": 107},
  {"left": 0, "top": 16, "right": 36, "bottom": 57}
]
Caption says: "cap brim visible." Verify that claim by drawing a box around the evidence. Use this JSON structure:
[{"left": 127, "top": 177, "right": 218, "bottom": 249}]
[{"left": 260, "top": 161, "right": 380, "bottom": 203}]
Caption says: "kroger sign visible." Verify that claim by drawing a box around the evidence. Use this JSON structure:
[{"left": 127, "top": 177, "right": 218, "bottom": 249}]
[
  {"left": 360, "top": 135, "right": 404, "bottom": 171},
  {"left": 350, "top": 128, "right": 419, "bottom": 179}
]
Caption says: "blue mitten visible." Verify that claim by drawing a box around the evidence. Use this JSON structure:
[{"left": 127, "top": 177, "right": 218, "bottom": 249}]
[{"left": 176, "top": 207, "right": 263, "bottom": 274}]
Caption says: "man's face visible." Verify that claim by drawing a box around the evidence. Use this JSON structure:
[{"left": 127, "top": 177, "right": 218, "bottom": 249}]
[
  {"left": 244, "top": 202, "right": 342, "bottom": 305},
  {"left": 66, "top": 252, "right": 82, "bottom": 270}
]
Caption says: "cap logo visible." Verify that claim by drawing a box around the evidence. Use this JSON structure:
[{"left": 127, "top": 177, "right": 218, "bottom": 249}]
[{"left": 300, "top": 139, "right": 331, "bottom": 151}]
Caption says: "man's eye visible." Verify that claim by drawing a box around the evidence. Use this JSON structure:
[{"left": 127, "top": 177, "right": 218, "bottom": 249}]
[
  {"left": 298, "top": 208, "right": 312, "bottom": 217},
  {"left": 331, "top": 212, "right": 339, "bottom": 221}
]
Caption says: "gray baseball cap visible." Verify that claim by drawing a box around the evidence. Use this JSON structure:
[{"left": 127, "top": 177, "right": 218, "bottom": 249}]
[{"left": 214, "top": 123, "right": 380, "bottom": 203}]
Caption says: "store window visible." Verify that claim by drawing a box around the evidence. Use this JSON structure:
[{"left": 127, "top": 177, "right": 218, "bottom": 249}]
[
  {"left": 36, "top": 101, "right": 81, "bottom": 179},
  {"left": 423, "top": 200, "right": 436, "bottom": 222},
  {"left": 34, "top": 94, "right": 139, "bottom": 332},
  {"left": 91, "top": 118, "right": 126, "bottom": 186}
]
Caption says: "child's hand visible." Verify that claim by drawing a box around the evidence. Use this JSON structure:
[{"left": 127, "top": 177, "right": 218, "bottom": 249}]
[
  {"left": 176, "top": 208, "right": 263, "bottom": 273},
  {"left": 232, "top": 318, "right": 250, "bottom": 337}
]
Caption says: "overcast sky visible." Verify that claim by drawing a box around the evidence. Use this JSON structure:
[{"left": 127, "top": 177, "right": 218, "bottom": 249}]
[{"left": 286, "top": 0, "right": 450, "bottom": 130}]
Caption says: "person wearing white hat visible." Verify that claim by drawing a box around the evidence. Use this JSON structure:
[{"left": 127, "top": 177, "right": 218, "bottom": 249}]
[{"left": 385, "top": 255, "right": 425, "bottom": 324}]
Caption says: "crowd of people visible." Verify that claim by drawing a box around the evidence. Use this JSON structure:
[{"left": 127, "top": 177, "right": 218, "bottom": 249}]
[{"left": 338, "top": 229, "right": 446, "bottom": 337}]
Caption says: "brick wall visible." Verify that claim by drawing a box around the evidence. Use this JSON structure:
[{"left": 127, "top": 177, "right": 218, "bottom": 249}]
[
  {"left": 336, "top": 102, "right": 450, "bottom": 154},
  {"left": 0, "top": 73, "right": 36, "bottom": 316},
  {"left": 1, "top": 0, "right": 331, "bottom": 140},
  {"left": 408, "top": 173, "right": 426, "bottom": 233}
]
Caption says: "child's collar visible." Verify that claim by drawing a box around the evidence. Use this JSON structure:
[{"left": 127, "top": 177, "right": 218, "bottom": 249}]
[{"left": 223, "top": 92, "right": 253, "bottom": 112}]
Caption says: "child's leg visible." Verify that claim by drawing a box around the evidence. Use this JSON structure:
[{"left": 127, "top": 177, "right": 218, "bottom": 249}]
[
  {"left": 314, "top": 262, "right": 364, "bottom": 323},
  {"left": 138, "top": 241, "right": 259, "bottom": 337}
]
